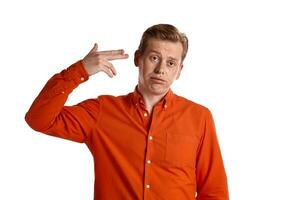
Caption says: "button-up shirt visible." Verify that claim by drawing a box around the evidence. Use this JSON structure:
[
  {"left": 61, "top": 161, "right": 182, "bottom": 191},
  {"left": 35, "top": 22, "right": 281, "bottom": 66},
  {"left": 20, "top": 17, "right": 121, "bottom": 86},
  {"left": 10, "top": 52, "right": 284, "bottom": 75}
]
[{"left": 25, "top": 60, "right": 229, "bottom": 200}]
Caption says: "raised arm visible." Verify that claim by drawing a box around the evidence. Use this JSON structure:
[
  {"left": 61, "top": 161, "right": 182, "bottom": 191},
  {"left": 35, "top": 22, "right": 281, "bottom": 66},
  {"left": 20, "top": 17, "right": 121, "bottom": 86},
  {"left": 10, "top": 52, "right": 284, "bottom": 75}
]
[{"left": 25, "top": 43, "right": 128, "bottom": 143}]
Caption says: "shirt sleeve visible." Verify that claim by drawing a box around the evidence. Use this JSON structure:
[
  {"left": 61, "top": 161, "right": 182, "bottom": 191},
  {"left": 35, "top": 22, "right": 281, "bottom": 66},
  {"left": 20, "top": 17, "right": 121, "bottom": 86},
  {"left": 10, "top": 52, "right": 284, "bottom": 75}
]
[
  {"left": 195, "top": 108, "right": 229, "bottom": 200},
  {"left": 25, "top": 60, "right": 100, "bottom": 143}
]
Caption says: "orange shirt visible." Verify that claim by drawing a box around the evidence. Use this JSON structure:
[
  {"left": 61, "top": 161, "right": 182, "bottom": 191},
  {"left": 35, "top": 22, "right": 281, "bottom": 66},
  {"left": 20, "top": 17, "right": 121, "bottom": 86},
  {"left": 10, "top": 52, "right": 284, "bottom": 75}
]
[{"left": 25, "top": 61, "right": 229, "bottom": 200}]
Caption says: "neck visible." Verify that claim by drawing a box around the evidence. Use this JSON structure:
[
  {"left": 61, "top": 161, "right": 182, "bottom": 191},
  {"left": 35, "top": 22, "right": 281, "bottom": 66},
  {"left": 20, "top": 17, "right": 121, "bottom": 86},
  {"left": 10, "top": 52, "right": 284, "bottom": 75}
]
[{"left": 137, "top": 86, "right": 168, "bottom": 114}]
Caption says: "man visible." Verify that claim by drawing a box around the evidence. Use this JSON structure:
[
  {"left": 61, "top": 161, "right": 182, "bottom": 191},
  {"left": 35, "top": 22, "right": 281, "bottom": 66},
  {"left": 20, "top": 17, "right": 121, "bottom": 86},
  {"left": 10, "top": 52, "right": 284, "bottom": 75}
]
[{"left": 25, "top": 24, "right": 229, "bottom": 200}]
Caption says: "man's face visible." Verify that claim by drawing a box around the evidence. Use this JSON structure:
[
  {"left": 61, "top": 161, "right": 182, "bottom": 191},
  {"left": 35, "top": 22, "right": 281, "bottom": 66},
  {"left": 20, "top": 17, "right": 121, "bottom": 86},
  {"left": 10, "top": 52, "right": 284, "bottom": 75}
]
[{"left": 135, "top": 38, "right": 183, "bottom": 96}]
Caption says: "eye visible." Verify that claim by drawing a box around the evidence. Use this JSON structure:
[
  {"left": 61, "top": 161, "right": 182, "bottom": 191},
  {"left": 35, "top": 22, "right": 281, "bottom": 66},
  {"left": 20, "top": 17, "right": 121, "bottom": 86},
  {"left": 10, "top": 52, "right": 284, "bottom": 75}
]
[
  {"left": 150, "top": 55, "right": 159, "bottom": 62},
  {"left": 168, "top": 61, "right": 176, "bottom": 67}
]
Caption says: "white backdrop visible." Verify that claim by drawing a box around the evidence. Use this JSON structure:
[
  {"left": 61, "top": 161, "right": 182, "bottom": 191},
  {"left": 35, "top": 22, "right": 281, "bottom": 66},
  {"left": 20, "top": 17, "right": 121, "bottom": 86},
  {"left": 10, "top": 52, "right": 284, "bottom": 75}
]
[{"left": 0, "top": 0, "right": 299, "bottom": 199}]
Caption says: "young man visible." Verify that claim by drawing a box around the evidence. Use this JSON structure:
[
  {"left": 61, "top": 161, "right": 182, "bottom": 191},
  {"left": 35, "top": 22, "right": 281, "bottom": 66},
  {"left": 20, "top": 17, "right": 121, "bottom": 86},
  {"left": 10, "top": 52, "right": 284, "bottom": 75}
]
[{"left": 25, "top": 24, "right": 229, "bottom": 200}]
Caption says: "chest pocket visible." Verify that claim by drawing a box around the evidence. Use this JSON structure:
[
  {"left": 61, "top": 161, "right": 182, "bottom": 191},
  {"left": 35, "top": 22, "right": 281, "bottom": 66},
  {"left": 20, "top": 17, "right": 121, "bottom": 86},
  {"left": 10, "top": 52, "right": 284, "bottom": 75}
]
[{"left": 165, "top": 132, "right": 199, "bottom": 168}]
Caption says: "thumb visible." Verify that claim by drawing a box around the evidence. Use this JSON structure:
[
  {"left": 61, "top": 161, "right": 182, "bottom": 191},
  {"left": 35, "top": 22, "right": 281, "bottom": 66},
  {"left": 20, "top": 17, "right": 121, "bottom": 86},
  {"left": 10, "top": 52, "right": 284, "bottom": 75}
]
[{"left": 88, "top": 43, "right": 98, "bottom": 54}]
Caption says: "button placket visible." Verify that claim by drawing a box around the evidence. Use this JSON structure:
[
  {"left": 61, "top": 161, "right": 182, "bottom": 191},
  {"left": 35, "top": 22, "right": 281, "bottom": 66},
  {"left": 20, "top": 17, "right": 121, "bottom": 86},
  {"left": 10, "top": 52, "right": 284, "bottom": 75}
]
[{"left": 144, "top": 133, "right": 153, "bottom": 195}]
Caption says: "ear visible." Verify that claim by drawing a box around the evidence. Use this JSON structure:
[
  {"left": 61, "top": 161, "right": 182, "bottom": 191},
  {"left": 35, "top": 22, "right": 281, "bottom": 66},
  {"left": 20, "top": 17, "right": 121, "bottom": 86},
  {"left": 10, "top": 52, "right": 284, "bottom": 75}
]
[
  {"left": 134, "top": 50, "right": 141, "bottom": 67},
  {"left": 176, "top": 64, "right": 183, "bottom": 80}
]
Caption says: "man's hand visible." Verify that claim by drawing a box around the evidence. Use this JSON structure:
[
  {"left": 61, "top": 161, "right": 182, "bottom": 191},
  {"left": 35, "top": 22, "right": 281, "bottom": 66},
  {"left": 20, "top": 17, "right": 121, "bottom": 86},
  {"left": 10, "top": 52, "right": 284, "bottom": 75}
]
[{"left": 82, "top": 43, "right": 129, "bottom": 77}]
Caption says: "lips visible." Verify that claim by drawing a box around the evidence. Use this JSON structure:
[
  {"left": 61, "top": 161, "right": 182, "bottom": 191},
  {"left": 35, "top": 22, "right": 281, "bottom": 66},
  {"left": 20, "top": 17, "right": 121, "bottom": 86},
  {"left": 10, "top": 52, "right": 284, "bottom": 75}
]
[{"left": 150, "top": 77, "right": 165, "bottom": 83}]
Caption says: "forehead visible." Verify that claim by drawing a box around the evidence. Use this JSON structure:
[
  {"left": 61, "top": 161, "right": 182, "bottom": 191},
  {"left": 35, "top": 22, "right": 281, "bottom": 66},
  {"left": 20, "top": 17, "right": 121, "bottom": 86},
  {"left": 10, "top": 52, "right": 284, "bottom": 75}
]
[{"left": 144, "top": 38, "right": 183, "bottom": 60}]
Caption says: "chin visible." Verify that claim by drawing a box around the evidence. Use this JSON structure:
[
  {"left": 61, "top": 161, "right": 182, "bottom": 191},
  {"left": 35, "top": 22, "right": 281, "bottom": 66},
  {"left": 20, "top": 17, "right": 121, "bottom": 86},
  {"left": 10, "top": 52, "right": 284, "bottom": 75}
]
[{"left": 149, "top": 85, "right": 168, "bottom": 95}]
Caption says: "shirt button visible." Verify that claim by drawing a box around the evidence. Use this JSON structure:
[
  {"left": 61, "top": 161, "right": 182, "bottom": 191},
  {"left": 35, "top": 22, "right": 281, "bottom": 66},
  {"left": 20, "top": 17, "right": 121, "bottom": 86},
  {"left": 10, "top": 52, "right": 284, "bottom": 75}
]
[
  {"left": 164, "top": 104, "right": 168, "bottom": 109},
  {"left": 146, "top": 184, "right": 150, "bottom": 189},
  {"left": 147, "top": 160, "right": 151, "bottom": 164},
  {"left": 61, "top": 91, "right": 65, "bottom": 94},
  {"left": 143, "top": 112, "right": 148, "bottom": 117},
  {"left": 149, "top": 136, "right": 153, "bottom": 140},
  {"left": 80, "top": 77, "right": 85, "bottom": 81}
]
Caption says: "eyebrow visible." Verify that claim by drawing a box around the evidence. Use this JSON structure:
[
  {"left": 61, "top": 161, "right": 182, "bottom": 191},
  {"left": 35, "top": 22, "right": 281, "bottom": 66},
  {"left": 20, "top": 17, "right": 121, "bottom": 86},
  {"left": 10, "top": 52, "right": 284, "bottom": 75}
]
[{"left": 148, "top": 50, "right": 179, "bottom": 61}]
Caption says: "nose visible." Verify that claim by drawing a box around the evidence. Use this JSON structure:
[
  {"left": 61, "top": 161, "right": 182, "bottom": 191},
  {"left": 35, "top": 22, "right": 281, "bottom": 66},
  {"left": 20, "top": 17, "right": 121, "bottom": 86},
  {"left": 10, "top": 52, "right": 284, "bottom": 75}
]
[{"left": 154, "top": 62, "right": 165, "bottom": 75}]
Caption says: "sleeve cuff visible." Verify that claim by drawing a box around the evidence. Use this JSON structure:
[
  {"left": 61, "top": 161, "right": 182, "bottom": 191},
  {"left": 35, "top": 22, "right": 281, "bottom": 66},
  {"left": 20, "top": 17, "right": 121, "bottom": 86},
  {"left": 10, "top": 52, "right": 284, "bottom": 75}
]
[{"left": 62, "top": 60, "right": 89, "bottom": 85}]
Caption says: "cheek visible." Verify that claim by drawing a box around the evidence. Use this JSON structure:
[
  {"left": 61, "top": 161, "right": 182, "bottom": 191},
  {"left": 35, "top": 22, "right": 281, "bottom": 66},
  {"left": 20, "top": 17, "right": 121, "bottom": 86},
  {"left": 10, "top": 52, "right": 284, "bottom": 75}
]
[
  {"left": 175, "top": 70, "right": 181, "bottom": 79},
  {"left": 166, "top": 70, "right": 180, "bottom": 83},
  {"left": 141, "top": 66, "right": 149, "bottom": 76},
  {"left": 139, "top": 66, "right": 151, "bottom": 81},
  {"left": 143, "top": 62, "right": 155, "bottom": 74}
]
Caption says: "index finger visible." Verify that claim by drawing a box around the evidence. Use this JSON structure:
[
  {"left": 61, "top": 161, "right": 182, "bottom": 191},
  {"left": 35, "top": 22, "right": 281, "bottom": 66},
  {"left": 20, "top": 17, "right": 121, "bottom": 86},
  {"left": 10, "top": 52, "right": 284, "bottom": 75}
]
[{"left": 98, "top": 49, "right": 125, "bottom": 55}]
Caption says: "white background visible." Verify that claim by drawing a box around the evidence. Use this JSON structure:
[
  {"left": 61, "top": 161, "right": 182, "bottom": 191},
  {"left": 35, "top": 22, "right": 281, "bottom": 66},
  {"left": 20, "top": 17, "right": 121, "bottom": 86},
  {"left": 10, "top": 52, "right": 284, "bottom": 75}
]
[{"left": 1, "top": 0, "right": 299, "bottom": 199}]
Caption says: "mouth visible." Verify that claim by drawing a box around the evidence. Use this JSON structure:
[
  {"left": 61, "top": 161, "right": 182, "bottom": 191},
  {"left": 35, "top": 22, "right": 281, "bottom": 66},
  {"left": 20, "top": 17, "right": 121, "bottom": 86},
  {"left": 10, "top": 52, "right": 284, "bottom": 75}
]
[{"left": 150, "top": 77, "right": 166, "bottom": 84}]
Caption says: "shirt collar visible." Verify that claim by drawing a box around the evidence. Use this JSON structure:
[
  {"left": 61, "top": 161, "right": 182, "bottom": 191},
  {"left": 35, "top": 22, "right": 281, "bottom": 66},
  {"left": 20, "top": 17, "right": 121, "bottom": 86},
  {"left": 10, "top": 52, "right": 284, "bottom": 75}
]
[{"left": 131, "top": 85, "right": 173, "bottom": 109}]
